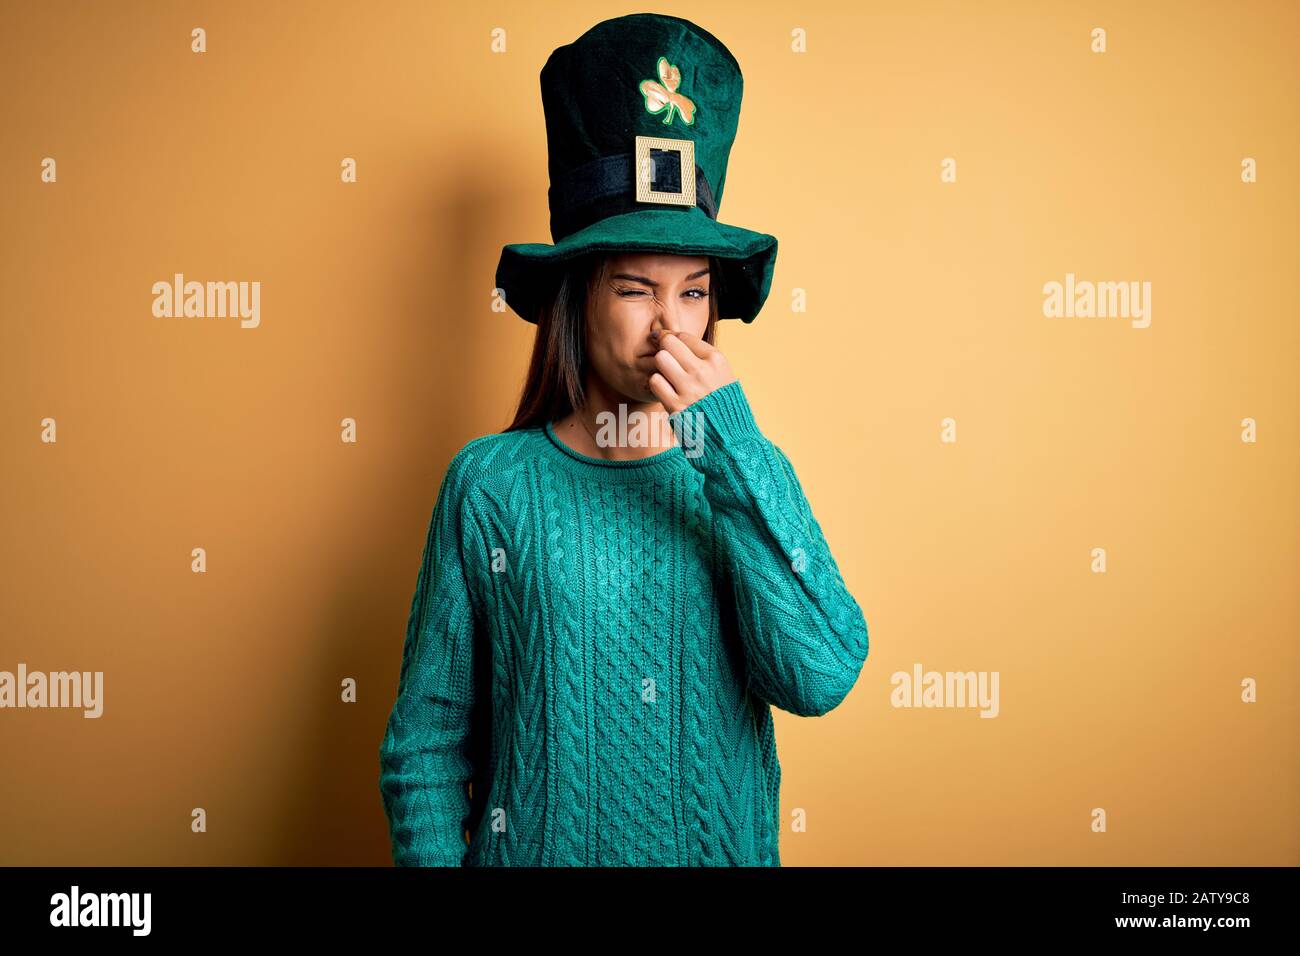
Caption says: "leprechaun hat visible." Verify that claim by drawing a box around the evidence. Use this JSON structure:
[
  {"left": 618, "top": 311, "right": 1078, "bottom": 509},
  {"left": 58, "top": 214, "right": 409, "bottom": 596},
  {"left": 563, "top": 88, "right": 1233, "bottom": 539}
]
[{"left": 495, "top": 13, "right": 778, "bottom": 324}]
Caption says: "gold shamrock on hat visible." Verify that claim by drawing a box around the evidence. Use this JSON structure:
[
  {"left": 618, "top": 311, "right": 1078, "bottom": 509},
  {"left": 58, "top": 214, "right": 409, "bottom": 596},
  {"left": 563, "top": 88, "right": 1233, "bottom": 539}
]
[{"left": 639, "top": 55, "right": 697, "bottom": 126}]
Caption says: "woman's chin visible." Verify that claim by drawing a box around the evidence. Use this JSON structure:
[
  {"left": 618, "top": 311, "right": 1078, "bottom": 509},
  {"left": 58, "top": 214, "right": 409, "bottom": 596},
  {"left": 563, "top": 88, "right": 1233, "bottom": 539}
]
[{"left": 615, "top": 373, "right": 657, "bottom": 404}]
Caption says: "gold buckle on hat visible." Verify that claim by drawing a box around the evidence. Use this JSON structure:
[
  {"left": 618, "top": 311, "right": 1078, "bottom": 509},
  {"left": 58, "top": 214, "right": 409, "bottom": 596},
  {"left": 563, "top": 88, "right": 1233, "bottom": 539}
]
[{"left": 634, "top": 135, "right": 696, "bottom": 207}]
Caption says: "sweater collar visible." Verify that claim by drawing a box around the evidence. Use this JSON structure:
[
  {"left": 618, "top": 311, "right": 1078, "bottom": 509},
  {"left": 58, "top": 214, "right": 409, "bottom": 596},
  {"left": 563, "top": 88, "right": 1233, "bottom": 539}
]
[{"left": 540, "top": 419, "right": 689, "bottom": 481}]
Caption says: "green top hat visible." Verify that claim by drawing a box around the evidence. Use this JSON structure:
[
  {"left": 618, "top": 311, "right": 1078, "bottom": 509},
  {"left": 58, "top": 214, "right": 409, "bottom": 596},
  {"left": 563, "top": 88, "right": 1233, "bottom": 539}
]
[{"left": 495, "top": 13, "right": 778, "bottom": 324}]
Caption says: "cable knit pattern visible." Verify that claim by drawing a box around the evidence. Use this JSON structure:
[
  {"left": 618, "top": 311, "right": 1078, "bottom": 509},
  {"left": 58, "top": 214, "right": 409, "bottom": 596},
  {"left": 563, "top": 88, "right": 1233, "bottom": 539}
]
[
  {"left": 378, "top": 380, "right": 870, "bottom": 866},
  {"left": 668, "top": 381, "right": 871, "bottom": 718}
]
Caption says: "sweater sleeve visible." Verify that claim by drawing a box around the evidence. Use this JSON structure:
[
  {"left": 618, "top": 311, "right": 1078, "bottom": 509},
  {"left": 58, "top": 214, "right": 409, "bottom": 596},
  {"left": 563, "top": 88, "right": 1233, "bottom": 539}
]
[
  {"left": 668, "top": 380, "right": 870, "bottom": 717},
  {"left": 378, "top": 446, "right": 486, "bottom": 866}
]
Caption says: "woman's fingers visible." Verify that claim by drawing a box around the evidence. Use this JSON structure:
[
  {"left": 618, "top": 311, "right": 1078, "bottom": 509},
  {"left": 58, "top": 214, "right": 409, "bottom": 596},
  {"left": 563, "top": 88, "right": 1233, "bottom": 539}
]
[
  {"left": 647, "top": 372, "right": 682, "bottom": 412},
  {"left": 668, "top": 329, "right": 714, "bottom": 360},
  {"left": 652, "top": 344, "right": 690, "bottom": 391},
  {"left": 651, "top": 328, "right": 737, "bottom": 410},
  {"left": 655, "top": 330, "right": 701, "bottom": 373}
]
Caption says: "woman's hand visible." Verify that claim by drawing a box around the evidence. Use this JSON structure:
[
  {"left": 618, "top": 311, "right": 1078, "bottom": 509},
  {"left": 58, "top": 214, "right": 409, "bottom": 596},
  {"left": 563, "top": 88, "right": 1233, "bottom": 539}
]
[{"left": 646, "top": 330, "right": 738, "bottom": 414}]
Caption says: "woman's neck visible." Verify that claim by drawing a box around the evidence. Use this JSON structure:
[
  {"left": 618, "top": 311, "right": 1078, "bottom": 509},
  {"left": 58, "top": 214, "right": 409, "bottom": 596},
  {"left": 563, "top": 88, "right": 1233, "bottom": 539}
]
[{"left": 551, "top": 378, "right": 679, "bottom": 461}]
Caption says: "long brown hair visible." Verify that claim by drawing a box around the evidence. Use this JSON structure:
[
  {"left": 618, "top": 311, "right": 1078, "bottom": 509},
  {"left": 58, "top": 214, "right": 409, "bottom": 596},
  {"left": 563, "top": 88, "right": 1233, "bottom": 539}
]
[{"left": 505, "top": 252, "right": 722, "bottom": 432}]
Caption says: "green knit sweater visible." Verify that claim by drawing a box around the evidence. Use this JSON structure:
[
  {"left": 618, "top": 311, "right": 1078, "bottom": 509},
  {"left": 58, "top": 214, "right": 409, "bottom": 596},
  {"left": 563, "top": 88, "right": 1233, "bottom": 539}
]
[{"left": 378, "top": 380, "right": 869, "bottom": 866}]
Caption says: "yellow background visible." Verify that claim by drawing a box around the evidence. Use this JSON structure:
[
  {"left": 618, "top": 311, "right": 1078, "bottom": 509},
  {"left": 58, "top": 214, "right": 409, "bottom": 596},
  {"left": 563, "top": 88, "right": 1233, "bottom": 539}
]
[{"left": 1, "top": 0, "right": 1296, "bottom": 865}]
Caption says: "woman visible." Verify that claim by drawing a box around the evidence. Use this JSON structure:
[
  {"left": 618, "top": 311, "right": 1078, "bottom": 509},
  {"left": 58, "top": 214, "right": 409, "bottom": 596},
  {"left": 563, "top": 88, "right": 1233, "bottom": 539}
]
[{"left": 379, "top": 14, "right": 869, "bottom": 867}]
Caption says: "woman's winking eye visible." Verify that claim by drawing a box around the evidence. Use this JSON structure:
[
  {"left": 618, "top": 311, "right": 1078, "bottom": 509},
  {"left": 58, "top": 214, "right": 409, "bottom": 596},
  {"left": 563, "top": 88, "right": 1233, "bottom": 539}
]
[{"left": 614, "top": 286, "right": 710, "bottom": 300}]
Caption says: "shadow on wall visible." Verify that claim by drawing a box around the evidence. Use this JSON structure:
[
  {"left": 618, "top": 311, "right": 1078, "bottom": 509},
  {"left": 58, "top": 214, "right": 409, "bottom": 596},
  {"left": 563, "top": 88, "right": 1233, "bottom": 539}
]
[{"left": 269, "top": 156, "right": 526, "bottom": 865}]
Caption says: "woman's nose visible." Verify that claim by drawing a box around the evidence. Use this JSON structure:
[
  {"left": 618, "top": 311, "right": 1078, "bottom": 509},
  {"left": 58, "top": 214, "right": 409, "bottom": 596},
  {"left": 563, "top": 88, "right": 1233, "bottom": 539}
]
[{"left": 652, "top": 304, "right": 683, "bottom": 334}]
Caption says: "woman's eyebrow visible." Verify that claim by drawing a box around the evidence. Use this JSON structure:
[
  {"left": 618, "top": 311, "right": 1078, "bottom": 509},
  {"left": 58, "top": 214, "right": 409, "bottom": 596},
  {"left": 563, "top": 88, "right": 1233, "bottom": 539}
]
[{"left": 610, "top": 269, "right": 710, "bottom": 287}]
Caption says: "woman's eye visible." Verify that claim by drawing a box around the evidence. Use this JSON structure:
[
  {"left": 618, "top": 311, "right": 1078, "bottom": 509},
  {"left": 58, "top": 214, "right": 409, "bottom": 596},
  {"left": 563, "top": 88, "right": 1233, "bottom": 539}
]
[{"left": 616, "top": 287, "right": 709, "bottom": 299}]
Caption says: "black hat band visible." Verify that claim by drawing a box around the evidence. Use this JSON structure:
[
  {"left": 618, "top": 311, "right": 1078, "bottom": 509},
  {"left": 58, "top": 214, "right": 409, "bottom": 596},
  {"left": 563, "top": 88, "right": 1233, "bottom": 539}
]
[{"left": 548, "top": 149, "right": 718, "bottom": 242}]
